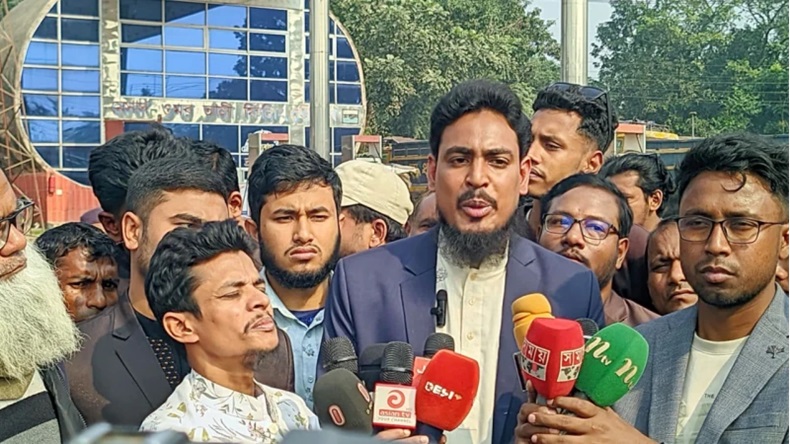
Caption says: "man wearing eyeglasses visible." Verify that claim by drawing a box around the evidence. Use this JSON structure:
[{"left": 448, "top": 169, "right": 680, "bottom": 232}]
[
  {"left": 537, "top": 173, "right": 658, "bottom": 327},
  {"left": 516, "top": 134, "right": 788, "bottom": 443},
  {"left": 0, "top": 170, "right": 84, "bottom": 442}
]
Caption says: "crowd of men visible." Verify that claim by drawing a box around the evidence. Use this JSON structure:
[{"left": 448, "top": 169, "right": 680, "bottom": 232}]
[{"left": 0, "top": 79, "right": 787, "bottom": 444}]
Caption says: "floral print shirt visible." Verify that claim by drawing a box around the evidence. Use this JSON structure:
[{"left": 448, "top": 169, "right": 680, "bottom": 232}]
[{"left": 141, "top": 371, "right": 320, "bottom": 443}]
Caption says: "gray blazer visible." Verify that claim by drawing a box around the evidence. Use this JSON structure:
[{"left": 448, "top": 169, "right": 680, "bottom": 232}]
[{"left": 616, "top": 286, "right": 789, "bottom": 443}]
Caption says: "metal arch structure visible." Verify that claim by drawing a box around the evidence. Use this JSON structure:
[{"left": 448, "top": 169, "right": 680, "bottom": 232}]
[{"left": 0, "top": 0, "right": 48, "bottom": 228}]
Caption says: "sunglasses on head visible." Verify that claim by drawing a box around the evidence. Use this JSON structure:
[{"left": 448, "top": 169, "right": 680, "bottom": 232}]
[{"left": 547, "top": 82, "right": 614, "bottom": 149}]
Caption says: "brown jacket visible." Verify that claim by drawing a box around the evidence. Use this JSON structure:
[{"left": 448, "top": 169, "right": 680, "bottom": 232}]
[
  {"left": 603, "top": 291, "right": 660, "bottom": 327},
  {"left": 66, "top": 291, "right": 294, "bottom": 426}
]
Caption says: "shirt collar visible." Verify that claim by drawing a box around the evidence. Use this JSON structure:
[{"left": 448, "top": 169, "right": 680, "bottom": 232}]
[{"left": 259, "top": 269, "right": 327, "bottom": 326}]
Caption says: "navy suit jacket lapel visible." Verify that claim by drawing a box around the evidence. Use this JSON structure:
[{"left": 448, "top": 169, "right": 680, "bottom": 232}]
[{"left": 400, "top": 228, "right": 439, "bottom": 354}]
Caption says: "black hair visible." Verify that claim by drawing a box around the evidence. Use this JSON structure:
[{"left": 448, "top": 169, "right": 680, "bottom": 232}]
[
  {"left": 189, "top": 140, "right": 240, "bottom": 194},
  {"left": 540, "top": 173, "right": 633, "bottom": 238},
  {"left": 88, "top": 126, "right": 192, "bottom": 217},
  {"left": 677, "top": 133, "right": 788, "bottom": 211},
  {"left": 126, "top": 157, "right": 229, "bottom": 222},
  {"left": 599, "top": 153, "right": 677, "bottom": 215},
  {"left": 35, "top": 222, "right": 118, "bottom": 266},
  {"left": 429, "top": 80, "right": 532, "bottom": 158},
  {"left": 145, "top": 219, "right": 257, "bottom": 323},
  {"left": 247, "top": 144, "right": 342, "bottom": 227},
  {"left": 532, "top": 84, "right": 618, "bottom": 151},
  {"left": 344, "top": 204, "right": 406, "bottom": 243}
]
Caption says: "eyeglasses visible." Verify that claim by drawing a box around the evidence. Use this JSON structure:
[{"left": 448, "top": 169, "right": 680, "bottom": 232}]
[
  {"left": 542, "top": 213, "right": 619, "bottom": 246},
  {"left": 676, "top": 216, "right": 787, "bottom": 245},
  {"left": 0, "top": 198, "right": 34, "bottom": 250},
  {"left": 547, "top": 82, "right": 614, "bottom": 149}
]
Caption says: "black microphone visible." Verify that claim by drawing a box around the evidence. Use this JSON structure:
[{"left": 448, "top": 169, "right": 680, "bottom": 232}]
[
  {"left": 321, "top": 337, "right": 359, "bottom": 374},
  {"left": 372, "top": 342, "right": 417, "bottom": 430},
  {"left": 431, "top": 290, "right": 448, "bottom": 328},
  {"left": 575, "top": 318, "right": 599, "bottom": 340},
  {"left": 424, "top": 333, "right": 455, "bottom": 358},
  {"left": 313, "top": 368, "right": 373, "bottom": 434},
  {"left": 359, "top": 343, "right": 387, "bottom": 392}
]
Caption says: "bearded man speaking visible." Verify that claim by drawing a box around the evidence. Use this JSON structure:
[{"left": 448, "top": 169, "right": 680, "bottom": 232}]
[
  {"left": 0, "top": 170, "right": 84, "bottom": 442},
  {"left": 321, "top": 80, "right": 604, "bottom": 444}
]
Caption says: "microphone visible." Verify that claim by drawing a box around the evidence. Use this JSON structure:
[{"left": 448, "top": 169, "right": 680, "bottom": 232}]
[
  {"left": 519, "top": 318, "right": 585, "bottom": 400},
  {"left": 576, "top": 318, "right": 599, "bottom": 340},
  {"left": 431, "top": 290, "right": 448, "bottom": 328},
  {"left": 511, "top": 293, "right": 554, "bottom": 349},
  {"left": 575, "top": 323, "right": 649, "bottom": 407},
  {"left": 313, "top": 368, "right": 373, "bottom": 433},
  {"left": 413, "top": 333, "right": 455, "bottom": 387},
  {"left": 414, "top": 350, "right": 479, "bottom": 443},
  {"left": 321, "top": 337, "right": 359, "bottom": 374},
  {"left": 372, "top": 342, "right": 417, "bottom": 430},
  {"left": 359, "top": 344, "right": 387, "bottom": 393}
]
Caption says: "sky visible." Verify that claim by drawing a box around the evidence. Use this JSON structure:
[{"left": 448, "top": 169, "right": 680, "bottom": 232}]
[{"left": 528, "top": 0, "right": 614, "bottom": 79}]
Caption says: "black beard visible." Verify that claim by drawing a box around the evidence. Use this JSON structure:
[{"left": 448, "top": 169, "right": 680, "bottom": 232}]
[
  {"left": 698, "top": 288, "right": 761, "bottom": 309},
  {"left": 438, "top": 213, "right": 513, "bottom": 268},
  {"left": 260, "top": 237, "right": 340, "bottom": 289}
]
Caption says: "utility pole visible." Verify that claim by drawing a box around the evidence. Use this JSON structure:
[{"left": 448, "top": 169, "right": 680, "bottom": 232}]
[
  {"left": 309, "top": 0, "right": 330, "bottom": 161},
  {"left": 690, "top": 111, "right": 697, "bottom": 138},
  {"left": 561, "top": 0, "right": 588, "bottom": 84}
]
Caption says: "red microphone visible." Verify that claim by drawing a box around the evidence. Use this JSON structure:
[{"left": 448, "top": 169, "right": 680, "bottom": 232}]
[
  {"left": 413, "top": 333, "right": 455, "bottom": 388},
  {"left": 520, "top": 318, "right": 585, "bottom": 400},
  {"left": 414, "top": 350, "right": 479, "bottom": 441}
]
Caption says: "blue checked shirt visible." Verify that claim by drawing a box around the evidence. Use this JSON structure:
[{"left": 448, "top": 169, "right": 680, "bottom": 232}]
[{"left": 261, "top": 271, "right": 324, "bottom": 408}]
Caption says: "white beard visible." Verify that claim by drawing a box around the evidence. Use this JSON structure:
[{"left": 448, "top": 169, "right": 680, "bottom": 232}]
[{"left": 0, "top": 246, "right": 82, "bottom": 379}]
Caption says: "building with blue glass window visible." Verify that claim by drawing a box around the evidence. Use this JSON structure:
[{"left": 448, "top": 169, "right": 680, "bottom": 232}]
[{"left": 0, "top": 0, "right": 365, "bottom": 223}]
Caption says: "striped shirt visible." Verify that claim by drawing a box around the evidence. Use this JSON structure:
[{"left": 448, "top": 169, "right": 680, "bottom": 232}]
[{"left": 0, "top": 372, "right": 60, "bottom": 443}]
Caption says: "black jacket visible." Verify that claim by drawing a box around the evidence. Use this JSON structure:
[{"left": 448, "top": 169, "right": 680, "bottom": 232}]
[{"left": 40, "top": 363, "right": 86, "bottom": 441}]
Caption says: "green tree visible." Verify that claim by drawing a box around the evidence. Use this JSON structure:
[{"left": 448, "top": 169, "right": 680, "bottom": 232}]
[
  {"left": 593, "top": 0, "right": 788, "bottom": 136},
  {"left": 331, "top": 0, "right": 559, "bottom": 138}
]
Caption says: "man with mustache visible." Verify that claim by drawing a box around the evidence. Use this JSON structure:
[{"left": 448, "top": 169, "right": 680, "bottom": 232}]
[
  {"left": 140, "top": 220, "right": 317, "bottom": 442},
  {"left": 517, "top": 134, "right": 788, "bottom": 443},
  {"left": 323, "top": 80, "right": 603, "bottom": 444},
  {"left": 647, "top": 219, "right": 698, "bottom": 315},
  {"left": 0, "top": 170, "right": 84, "bottom": 442},
  {"left": 537, "top": 174, "right": 658, "bottom": 326}
]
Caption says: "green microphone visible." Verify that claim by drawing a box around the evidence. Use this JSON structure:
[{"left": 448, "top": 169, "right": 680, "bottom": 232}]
[{"left": 574, "top": 323, "right": 649, "bottom": 407}]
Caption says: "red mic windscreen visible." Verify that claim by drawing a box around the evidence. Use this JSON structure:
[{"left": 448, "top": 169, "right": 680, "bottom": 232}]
[
  {"left": 414, "top": 350, "right": 479, "bottom": 431},
  {"left": 521, "top": 318, "right": 584, "bottom": 400}
]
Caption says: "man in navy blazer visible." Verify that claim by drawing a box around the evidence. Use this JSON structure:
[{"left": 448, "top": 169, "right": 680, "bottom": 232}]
[{"left": 323, "top": 80, "right": 604, "bottom": 444}]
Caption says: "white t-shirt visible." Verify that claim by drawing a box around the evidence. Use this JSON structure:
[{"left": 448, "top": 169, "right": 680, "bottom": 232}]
[{"left": 675, "top": 333, "right": 748, "bottom": 443}]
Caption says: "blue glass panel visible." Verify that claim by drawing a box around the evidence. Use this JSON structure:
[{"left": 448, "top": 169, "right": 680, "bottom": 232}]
[
  {"left": 208, "top": 78, "right": 246, "bottom": 100},
  {"left": 249, "top": 33, "right": 285, "bottom": 52},
  {"left": 165, "top": 1, "right": 205, "bottom": 25},
  {"left": 163, "top": 123, "right": 199, "bottom": 139},
  {"left": 331, "top": 153, "right": 342, "bottom": 168},
  {"left": 33, "top": 17, "right": 57, "bottom": 40},
  {"left": 336, "top": 83, "right": 361, "bottom": 104},
  {"left": 121, "top": 73, "right": 163, "bottom": 96},
  {"left": 336, "top": 61, "right": 359, "bottom": 82},
  {"left": 122, "top": 25, "right": 162, "bottom": 45},
  {"left": 120, "top": 0, "right": 162, "bottom": 22},
  {"left": 49, "top": 4, "right": 56, "bottom": 14},
  {"left": 62, "top": 146, "right": 95, "bottom": 168},
  {"left": 249, "top": 8, "right": 286, "bottom": 31},
  {"left": 207, "top": 5, "right": 247, "bottom": 28},
  {"left": 27, "top": 120, "right": 59, "bottom": 143},
  {"left": 23, "top": 94, "right": 58, "bottom": 117},
  {"left": 329, "top": 19, "right": 335, "bottom": 34},
  {"left": 203, "top": 125, "right": 239, "bottom": 153},
  {"left": 209, "top": 29, "right": 245, "bottom": 50},
  {"left": 25, "top": 41, "right": 58, "bottom": 65},
  {"left": 240, "top": 125, "right": 288, "bottom": 147},
  {"left": 61, "top": 19, "right": 99, "bottom": 42},
  {"left": 209, "top": 53, "right": 246, "bottom": 76},
  {"left": 62, "top": 70, "right": 100, "bottom": 92},
  {"left": 121, "top": 48, "right": 162, "bottom": 72},
  {"left": 62, "top": 0, "right": 99, "bottom": 16},
  {"left": 304, "top": 127, "right": 309, "bottom": 148},
  {"left": 304, "top": 12, "right": 309, "bottom": 32},
  {"left": 35, "top": 146, "right": 60, "bottom": 168},
  {"left": 63, "top": 121, "right": 100, "bottom": 143},
  {"left": 61, "top": 170, "right": 90, "bottom": 185},
  {"left": 166, "top": 75, "right": 206, "bottom": 98},
  {"left": 238, "top": 154, "right": 247, "bottom": 168},
  {"left": 305, "top": 81, "right": 309, "bottom": 102},
  {"left": 334, "top": 127, "right": 360, "bottom": 154},
  {"left": 62, "top": 44, "right": 100, "bottom": 67},
  {"left": 165, "top": 26, "right": 204, "bottom": 47},
  {"left": 166, "top": 50, "right": 205, "bottom": 74},
  {"left": 124, "top": 122, "right": 156, "bottom": 132},
  {"left": 250, "top": 80, "right": 287, "bottom": 102},
  {"left": 305, "top": 58, "right": 308, "bottom": 80},
  {"left": 249, "top": 56, "right": 286, "bottom": 79},
  {"left": 337, "top": 37, "right": 354, "bottom": 59},
  {"left": 22, "top": 68, "right": 58, "bottom": 91},
  {"left": 62, "top": 96, "right": 100, "bottom": 117},
  {"left": 305, "top": 82, "right": 334, "bottom": 102}
]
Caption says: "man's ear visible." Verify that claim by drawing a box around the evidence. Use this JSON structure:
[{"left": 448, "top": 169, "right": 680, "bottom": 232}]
[
  {"left": 239, "top": 216, "right": 259, "bottom": 242},
  {"left": 427, "top": 154, "right": 437, "bottom": 191},
  {"left": 121, "top": 211, "right": 143, "bottom": 252},
  {"left": 369, "top": 219, "right": 388, "bottom": 248},
  {"left": 162, "top": 312, "right": 199, "bottom": 345},
  {"left": 98, "top": 211, "right": 122, "bottom": 243},
  {"left": 648, "top": 190, "right": 664, "bottom": 214},
  {"left": 583, "top": 150, "right": 604, "bottom": 174},
  {"left": 518, "top": 157, "right": 532, "bottom": 196},
  {"left": 615, "top": 237, "right": 630, "bottom": 270},
  {"left": 228, "top": 191, "right": 244, "bottom": 219}
]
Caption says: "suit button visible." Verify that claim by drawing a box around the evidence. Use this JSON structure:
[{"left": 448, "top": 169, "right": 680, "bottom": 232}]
[{"left": 466, "top": 332, "right": 475, "bottom": 340}]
